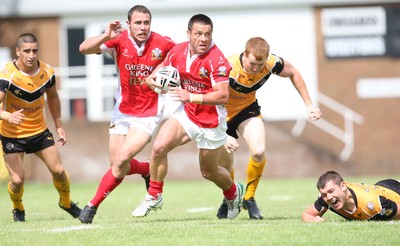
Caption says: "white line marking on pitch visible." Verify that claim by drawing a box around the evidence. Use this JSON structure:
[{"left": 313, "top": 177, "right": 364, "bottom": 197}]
[
  {"left": 269, "top": 195, "right": 291, "bottom": 201},
  {"left": 47, "top": 225, "right": 99, "bottom": 233}
]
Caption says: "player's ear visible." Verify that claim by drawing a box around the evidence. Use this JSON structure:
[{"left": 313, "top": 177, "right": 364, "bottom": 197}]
[{"left": 339, "top": 181, "right": 347, "bottom": 191}]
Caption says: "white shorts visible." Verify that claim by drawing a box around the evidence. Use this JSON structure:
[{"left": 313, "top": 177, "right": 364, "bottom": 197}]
[
  {"left": 172, "top": 105, "right": 227, "bottom": 149},
  {"left": 109, "top": 108, "right": 163, "bottom": 137}
]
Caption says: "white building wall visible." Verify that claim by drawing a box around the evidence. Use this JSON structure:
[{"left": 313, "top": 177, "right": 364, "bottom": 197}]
[
  {"left": 58, "top": 4, "right": 318, "bottom": 120},
  {"left": 4, "top": 0, "right": 393, "bottom": 121},
  {"left": 149, "top": 8, "right": 318, "bottom": 120}
]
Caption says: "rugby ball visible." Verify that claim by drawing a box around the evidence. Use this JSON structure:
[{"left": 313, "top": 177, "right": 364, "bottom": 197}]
[{"left": 154, "top": 66, "right": 181, "bottom": 93}]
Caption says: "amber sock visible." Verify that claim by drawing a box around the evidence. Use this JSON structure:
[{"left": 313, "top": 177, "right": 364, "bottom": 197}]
[
  {"left": 53, "top": 172, "right": 72, "bottom": 208},
  {"left": 244, "top": 157, "right": 266, "bottom": 200},
  {"left": 8, "top": 182, "right": 24, "bottom": 211}
]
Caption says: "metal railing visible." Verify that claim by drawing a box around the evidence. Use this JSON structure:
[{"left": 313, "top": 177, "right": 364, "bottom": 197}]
[
  {"left": 291, "top": 92, "right": 364, "bottom": 162},
  {"left": 54, "top": 66, "right": 363, "bottom": 161}
]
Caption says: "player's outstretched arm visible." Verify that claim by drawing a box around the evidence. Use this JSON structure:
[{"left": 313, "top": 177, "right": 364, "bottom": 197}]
[
  {"left": 79, "top": 20, "right": 122, "bottom": 55},
  {"left": 278, "top": 59, "right": 322, "bottom": 121},
  {"left": 302, "top": 204, "right": 326, "bottom": 222}
]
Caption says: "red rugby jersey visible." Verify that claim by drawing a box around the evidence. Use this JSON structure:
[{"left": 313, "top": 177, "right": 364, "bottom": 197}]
[
  {"left": 101, "top": 30, "right": 175, "bottom": 117},
  {"left": 163, "top": 41, "right": 231, "bottom": 128}
]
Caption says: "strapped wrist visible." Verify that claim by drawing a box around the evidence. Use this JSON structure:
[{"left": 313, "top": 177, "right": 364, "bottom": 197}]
[{"left": 189, "top": 93, "right": 203, "bottom": 104}]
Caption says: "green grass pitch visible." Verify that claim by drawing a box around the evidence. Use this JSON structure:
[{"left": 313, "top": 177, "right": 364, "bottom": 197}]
[{"left": 0, "top": 177, "right": 399, "bottom": 246}]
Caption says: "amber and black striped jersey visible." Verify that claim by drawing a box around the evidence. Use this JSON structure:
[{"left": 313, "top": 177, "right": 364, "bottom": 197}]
[
  {"left": 226, "top": 53, "right": 284, "bottom": 122},
  {"left": 0, "top": 60, "right": 55, "bottom": 138},
  {"left": 314, "top": 180, "right": 400, "bottom": 221}
]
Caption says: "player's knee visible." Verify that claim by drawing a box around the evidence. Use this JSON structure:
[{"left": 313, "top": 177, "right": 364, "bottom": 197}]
[
  {"left": 251, "top": 149, "right": 266, "bottom": 163},
  {"left": 112, "top": 152, "right": 131, "bottom": 166},
  {"left": 200, "top": 169, "right": 217, "bottom": 181},
  {"left": 10, "top": 175, "right": 24, "bottom": 187},
  {"left": 151, "top": 142, "right": 168, "bottom": 158},
  {"left": 51, "top": 167, "right": 66, "bottom": 179}
]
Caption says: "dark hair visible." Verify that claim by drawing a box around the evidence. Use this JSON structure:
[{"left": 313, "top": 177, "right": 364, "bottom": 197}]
[
  {"left": 17, "top": 33, "right": 38, "bottom": 48},
  {"left": 128, "top": 5, "right": 152, "bottom": 22},
  {"left": 187, "top": 14, "right": 213, "bottom": 32},
  {"left": 316, "top": 171, "right": 344, "bottom": 190}
]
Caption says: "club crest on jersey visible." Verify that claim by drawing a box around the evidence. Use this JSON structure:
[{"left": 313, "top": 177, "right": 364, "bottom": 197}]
[
  {"left": 199, "top": 67, "right": 208, "bottom": 78},
  {"left": 122, "top": 48, "right": 130, "bottom": 57},
  {"left": 13, "top": 89, "right": 22, "bottom": 97},
  {"left": 218, "top": 66, "right": 227, "bottom": 77},
  {"left": 151, "top": 48, "right": 163, "bottom": 61},
  {"left": 367, "top": 201, "right": 375, "bottom": 210}
]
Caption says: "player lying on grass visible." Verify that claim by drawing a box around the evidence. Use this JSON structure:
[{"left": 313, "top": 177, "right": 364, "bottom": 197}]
[{"left": 302, "top": 171, "right": 400, "bottom": 222}]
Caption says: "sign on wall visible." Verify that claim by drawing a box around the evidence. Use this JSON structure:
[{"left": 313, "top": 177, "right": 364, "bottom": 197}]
[{"left": 321, "top": 6, "right": 400, "bottom": 58}]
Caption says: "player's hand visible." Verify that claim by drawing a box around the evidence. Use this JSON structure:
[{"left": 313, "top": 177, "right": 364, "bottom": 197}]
[
  {"left": 224, "top": 135, "right": 239, "bottom": 153},
  {"left": 56, "top": 127, "right": 67, "bottom": 146},
  {"left": 105, "top": 20, "right": 123, "bottom": 39},
  {"left": 145, "top": 74, "right": 165, "bottom": 94},
  {"left": 312, "top": 216, "right": 326, "bottom": 222},
  {"left": 169, "top": 87, "right": 189, "bottom": 101},
  {"left": 306, "top": 105, "right": 322, "bottom": 121},
  {"left": 7, "top": 109, "right": 25, "bottom": 125}
]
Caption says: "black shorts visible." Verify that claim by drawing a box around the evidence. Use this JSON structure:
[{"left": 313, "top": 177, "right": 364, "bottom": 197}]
[
  {"left": 226, "top": 100, "right": 261, "bottom": 139},
  {"left": 1, "top": 129, "right": 55, "bottom": 154},
  {"left": 375, "top": 179, "right": 400, "bottom": 195}
]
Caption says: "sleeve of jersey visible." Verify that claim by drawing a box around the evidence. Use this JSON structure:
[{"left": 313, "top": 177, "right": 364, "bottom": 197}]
[
  {"left": 164, "top": 36, "right": 176, "bottom": 49},
  {"left": 47, "top": 75, "right": 56, "bottom": 88},
  {"left": 163, "top": 50, "right": 177, "bottom": 67},
  {"left": 101, "top": 39, "right": 116, "bottom": 54},
  {"left": 369, "top": 196, "right": 398, "bottom": 220},
  {"left": 270, "top": 54, "right": 285, "bottom": 75},
  {"left": 211, "top": 59, "right": 231, "bottom": 86},
  {"left": 313, "top": 196, "right": 328, "bottom": 212},
  {"left": 0, "top": 78, "right": 9, "bottom": 93}
]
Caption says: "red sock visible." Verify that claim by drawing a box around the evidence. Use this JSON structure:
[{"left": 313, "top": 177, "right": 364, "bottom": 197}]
[
  {"left": 90, "top": 169, "right": 123, "bottom": 207},
  {"left": 148, "top": 179, "right": 163, "bottom": 198},
  {"left": 223, "top": 183, "right": 237, "bottom": 200},
  {"left": 127, "top": 159, "right": 149, "bottom": 176}
]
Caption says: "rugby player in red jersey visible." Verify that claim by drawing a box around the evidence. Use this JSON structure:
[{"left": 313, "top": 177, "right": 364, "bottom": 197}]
[
  {"left": 132, "top": 14, "right": 244, "bottom": 220},
  {"left": 78, "top": 5, "right": 175, "bottom": 224}
]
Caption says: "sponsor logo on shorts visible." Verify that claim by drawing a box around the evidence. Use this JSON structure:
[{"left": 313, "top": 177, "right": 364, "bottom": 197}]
[{"left": 6, "top": 143, "right": 14, "bottom": 150}]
